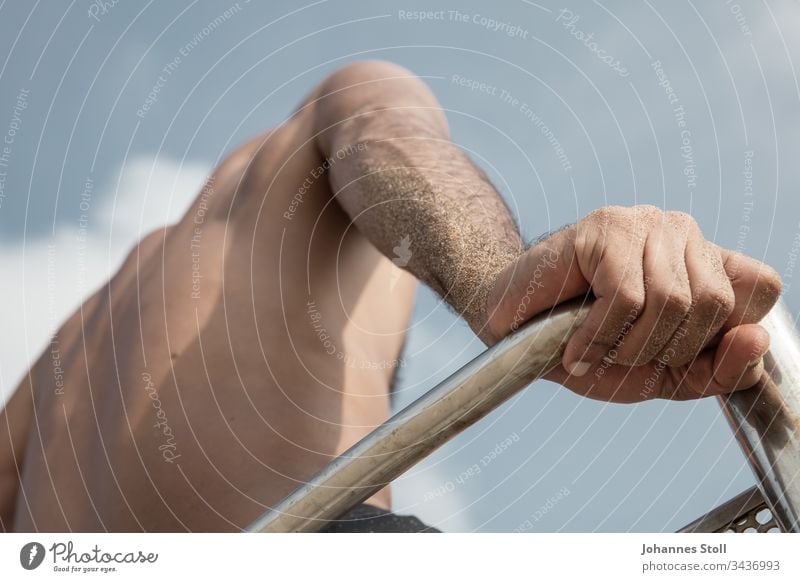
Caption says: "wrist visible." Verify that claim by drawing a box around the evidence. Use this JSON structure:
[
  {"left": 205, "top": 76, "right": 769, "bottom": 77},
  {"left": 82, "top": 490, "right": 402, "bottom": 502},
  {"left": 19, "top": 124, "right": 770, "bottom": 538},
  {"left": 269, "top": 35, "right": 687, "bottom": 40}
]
[
  {"left": 459, "top": 240, "right": 526, "bottom": 345},
  {"left": 483, "top": 225, "right": 584, "bottom": 345}
]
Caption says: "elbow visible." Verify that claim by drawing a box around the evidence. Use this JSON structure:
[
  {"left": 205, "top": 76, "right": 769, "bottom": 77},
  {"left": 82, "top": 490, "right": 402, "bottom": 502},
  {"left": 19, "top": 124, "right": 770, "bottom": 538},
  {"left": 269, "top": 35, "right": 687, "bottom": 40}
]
[{"left": 313, "top": 60, "right": 449, "bottom": 153}]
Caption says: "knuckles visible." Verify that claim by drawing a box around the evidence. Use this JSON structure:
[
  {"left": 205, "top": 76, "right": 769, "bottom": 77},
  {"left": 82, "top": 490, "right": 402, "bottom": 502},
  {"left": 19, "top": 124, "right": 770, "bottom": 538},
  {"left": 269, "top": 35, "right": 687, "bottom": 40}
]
[
  {"left": 656, "top": 289, "right": 693, "bottom": 321},
  {"left": 696, "top": 286, "right": 736, "bottom": 323},
  {"left": 581, "top": 205, "right": 699, "bottom": 236},
  {"left": 758, "top": 264, "right": 784, "bottom": 301},
  {"left": 664, "top": 210, "right": 698, "bottom": 230},
  {"left": 575, "top": 205, "right": 781, "bottom": 371},
  {"left": 613, "top": 287, "right": 645, "bottom": 315}
]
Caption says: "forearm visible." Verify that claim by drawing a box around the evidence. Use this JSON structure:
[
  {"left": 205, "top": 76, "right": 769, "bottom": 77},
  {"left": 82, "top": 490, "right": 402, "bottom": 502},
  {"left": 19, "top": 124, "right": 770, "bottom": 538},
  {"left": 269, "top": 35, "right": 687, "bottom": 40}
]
[{"left": 312, "top": 62, "right": 524, "bottom": 340}]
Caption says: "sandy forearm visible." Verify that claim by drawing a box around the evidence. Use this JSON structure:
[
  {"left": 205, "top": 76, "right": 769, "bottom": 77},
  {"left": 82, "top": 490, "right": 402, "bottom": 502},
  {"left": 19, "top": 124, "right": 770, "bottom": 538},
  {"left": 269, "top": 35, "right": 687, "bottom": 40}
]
[
  {"left": 312, "top": 62, "right": 524, "bottom": 339},
  {"left": 336, "top": 143, "right": 523, "bottom": 338}
]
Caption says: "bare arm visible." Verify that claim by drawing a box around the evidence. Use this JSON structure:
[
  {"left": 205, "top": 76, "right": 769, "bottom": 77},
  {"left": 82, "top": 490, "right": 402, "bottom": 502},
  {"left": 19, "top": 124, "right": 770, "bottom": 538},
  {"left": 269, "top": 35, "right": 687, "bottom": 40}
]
[
  {"left": 307, "top": 60, "right": 782, "bottom": 402},
  {"left": 310, "top": 60, "right": 524, "bottom": 343}
]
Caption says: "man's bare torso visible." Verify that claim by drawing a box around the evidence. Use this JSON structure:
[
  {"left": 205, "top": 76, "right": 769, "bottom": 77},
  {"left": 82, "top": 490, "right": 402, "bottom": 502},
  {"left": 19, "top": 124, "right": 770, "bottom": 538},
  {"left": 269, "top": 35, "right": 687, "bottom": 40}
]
[
  {"left": 1, "top": 59, "right": 782, "bottom": 534},
  {"left": 3, "top": 111, "right": 415, "bottom": 531}
]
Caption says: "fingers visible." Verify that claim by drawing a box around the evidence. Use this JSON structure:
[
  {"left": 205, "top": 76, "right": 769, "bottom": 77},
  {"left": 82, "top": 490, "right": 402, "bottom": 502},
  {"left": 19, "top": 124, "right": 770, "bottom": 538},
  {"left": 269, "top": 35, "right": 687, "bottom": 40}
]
[
  {"left": 493, "top": 205, "right": 783, "bottom": 391},
  {"left": 546, "top": 323, "right": 770, "bottom": 403},
  {"left": 662, "top": 324, "right": 770, "bottom": 400},
  {"left": 562, "top": 207, "right": 738, "bottom": 375},
  {"left": 655, "top": 236, "right": 735, "bottom": 367},
  {"left": 611, "top": 216, "right": 692, "bottom": 365},
  {"left": 562, "top": 225, "right": 646, "bottom": 376},
  {"left": 652, "top": 239, "right": 782, "bottom": 368},
  {"left": 718, "top": 247, "right": 783, "bottom": 327}
]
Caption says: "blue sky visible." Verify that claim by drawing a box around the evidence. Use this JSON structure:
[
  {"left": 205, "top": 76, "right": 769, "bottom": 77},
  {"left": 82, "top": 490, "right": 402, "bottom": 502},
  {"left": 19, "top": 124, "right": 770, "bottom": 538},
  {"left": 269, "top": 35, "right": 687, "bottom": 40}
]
[{"left": 1, "top": 0, "right": 799, "bottom": 532}]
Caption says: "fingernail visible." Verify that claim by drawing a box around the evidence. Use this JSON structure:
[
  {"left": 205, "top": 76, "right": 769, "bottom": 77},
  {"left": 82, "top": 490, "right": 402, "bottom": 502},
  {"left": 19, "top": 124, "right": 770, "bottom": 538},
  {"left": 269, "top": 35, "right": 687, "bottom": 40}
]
[
  {"left": 747, "top": 356, "right": 763, "bottom": 368},
  {"left": 567, "top": 361, "right": 592, "bottom": 377}
]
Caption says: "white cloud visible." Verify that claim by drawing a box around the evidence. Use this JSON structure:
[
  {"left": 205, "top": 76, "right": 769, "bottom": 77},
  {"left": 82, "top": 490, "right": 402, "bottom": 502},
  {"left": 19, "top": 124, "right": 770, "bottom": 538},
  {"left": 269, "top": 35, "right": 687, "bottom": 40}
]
[{"left": 0, "top": 156, "right": 209, "bottom": 404}]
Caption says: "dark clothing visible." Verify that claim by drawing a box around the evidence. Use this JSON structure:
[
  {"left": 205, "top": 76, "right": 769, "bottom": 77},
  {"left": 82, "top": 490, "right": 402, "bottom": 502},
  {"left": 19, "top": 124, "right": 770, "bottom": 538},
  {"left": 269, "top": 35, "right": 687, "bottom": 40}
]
[{"left": 321, "top": 504, "right": 440, "bottom": 533}]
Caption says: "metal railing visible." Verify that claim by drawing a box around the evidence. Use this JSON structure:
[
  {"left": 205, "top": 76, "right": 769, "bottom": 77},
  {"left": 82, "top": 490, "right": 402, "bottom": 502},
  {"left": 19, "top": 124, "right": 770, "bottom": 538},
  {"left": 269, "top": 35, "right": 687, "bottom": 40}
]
[
  {"left": 717, "top": 300, "right": 800, "bottom": 532},
  {"left": 247, "top": 299, "right": 800, "bottom": 533},
  {"left": 678, "top": 486, "right": 779, "bottom": 533}
]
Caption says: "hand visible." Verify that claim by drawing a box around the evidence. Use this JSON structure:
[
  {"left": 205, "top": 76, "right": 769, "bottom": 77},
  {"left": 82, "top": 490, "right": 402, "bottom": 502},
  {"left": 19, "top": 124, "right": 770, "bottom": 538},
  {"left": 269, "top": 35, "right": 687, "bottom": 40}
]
[{"left": 484, "top": 205, "right": 783, "bottom": 403}]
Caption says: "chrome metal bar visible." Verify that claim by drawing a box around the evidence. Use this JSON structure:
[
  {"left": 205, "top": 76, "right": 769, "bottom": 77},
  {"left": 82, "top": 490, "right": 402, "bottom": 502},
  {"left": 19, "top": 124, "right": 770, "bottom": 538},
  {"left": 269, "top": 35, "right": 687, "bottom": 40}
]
[
  {"left": 678, "top": 486, "right": 775, "bottom": 533},
  {"left": 247, "top": 298, "right": 592, "bottom": 532},
  {"left": 248, "top": 298, "right": 800, "bottom": 533},
  {"left": 719, "top": 300, "right": 800, "bottom": 532}
]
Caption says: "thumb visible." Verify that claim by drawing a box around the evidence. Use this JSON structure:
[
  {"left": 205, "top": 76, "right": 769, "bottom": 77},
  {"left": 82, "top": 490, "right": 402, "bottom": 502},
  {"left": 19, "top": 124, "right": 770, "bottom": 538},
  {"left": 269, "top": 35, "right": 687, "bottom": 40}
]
[
  {"left": 486, "top": 226, "right": 589, "bottom": 341},
  {"left": 666, "top": 324, "right": 770, "bottom": 400}
]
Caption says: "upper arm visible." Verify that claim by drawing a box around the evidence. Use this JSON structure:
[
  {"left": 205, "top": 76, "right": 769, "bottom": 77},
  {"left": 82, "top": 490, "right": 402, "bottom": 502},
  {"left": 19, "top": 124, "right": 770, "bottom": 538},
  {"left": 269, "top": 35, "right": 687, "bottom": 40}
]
[{"left": 310, "top": 60, "right": 450, "bottom": 156}]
